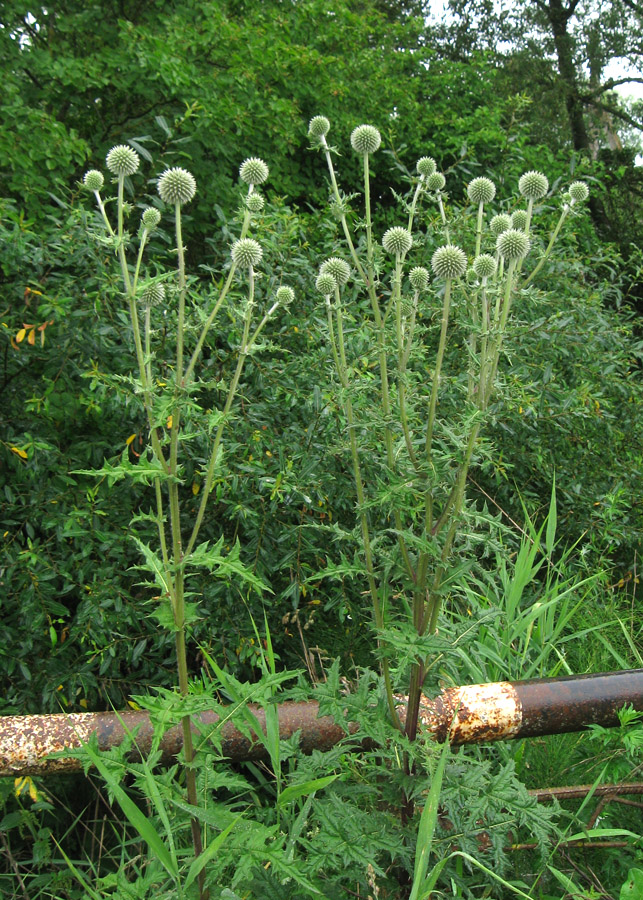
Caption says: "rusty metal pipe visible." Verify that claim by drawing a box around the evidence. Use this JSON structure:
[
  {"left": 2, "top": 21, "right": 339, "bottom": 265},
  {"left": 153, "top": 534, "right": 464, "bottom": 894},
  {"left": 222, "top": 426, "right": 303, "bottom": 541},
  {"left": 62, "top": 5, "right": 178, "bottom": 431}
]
[{"left": 1, "top": 669, "right": 641, "bottom": 777}]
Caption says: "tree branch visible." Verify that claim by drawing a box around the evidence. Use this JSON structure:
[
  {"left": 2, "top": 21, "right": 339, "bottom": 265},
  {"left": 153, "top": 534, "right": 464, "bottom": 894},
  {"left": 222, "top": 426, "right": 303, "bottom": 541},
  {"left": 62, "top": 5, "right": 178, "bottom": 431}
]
[{"left": 581, "top": 76, "right": 643, "bottom": 100}]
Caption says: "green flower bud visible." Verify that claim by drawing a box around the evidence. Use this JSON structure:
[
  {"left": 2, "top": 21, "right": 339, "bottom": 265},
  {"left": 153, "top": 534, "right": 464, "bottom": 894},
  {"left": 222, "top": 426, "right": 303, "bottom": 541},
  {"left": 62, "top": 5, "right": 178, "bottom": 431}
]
[
  {"left": 246, "top": 192, "right": 265, "bottom": 213},
  {"left": 431, "top": 245, "right": 467, "bottom": 279},
  {"left": 569, "top": 181, "right": 589, "bottom": 203},
  {"left": 316, "top": 272, "right": 337, "bottom": 295},
  {"left": 106, "top": 145, "right": 140, "bottom": 177},
  {"left": 308, "top": 116, "right": 331, "bottom": 137},
  {"left": 275, "top": 286, "right": 295, "bottom": 305},
  {"left": 239, "top": 157, "right": 269, "bottom": 185},
  {"left": 409, "top": 266, "right": 430, "bottom": 290},
  {"left": 140, "top": 283, "right": 165, "bottom": 307},
  {"left": 231, "top": 238, "right": 263, "bottom": 268},
  {"left": 350, "top": 125, "right": 381, "bottom": 155},
  {"left": 157, "top": 167, "right": 197, "bottom": 205},
  {"left": 468, "top": 177, "right": 496, "bottom": 205},
  {"left": 425, "top": 172, "right": 446, "bottom": 192},
  {"left": 511, "top": 209, "right": 528, "bottom": 231},
  {"left": 490, "top": 213, "right": 511, "bottom": 236},
  {"left": 382, "top": 226, "right": 412, "bottom": 256},
  {"left": 496, "top": 228, "right": 530, "bottom": 261},
  {"left": 320, "top": 257, "right": 351, "bottom": 286},
  {"left": 142, "top": 207, "right": 161, "bottom": 229},
  {"left": 417, "top": 156, "right": 437, "bottom": 177},
  {"left": 519, "top": 170, "right": 549, "bottom": 200},
  {"left": 83, "top": 170, "right": 104, "bottom": 192},
  {"left": 473, "top": 254, "right": 497, "bottom": 279}
]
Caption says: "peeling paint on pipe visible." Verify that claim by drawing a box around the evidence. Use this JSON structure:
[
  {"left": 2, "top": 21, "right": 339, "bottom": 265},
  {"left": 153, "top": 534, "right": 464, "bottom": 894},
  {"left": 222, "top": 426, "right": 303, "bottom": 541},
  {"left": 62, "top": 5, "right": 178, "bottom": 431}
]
[{"left": 1, "top": 669, "right": 641, "bottom": 777}]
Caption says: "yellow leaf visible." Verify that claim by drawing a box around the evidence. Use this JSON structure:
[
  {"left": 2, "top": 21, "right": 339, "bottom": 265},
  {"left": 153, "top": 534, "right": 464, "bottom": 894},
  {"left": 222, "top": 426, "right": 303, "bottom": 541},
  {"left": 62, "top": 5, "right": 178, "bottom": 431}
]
[
  {"left": 125, "top": 433, "right": 137, "bottom": 446},
  {"left": 166, "top": 415, "right": 173, "bottom": 429},
  {"left": 127, "top": 699, "right": 142, "bottom": 710},
  {"left": 192, "top": 482, "right": 200, "bottom": 495},
  {"left": 10, "top": 447, "right": 28, "bottom": 459},
  {"left": 28, "top": 779, "right": 39, "bottom": 802},
  {"left": 27, "top": 328, "right": 35, "bottom": 345},
  {"left": 15, "top": 328, "right": 26, "bottom": 343},
  {"left": 79, "top": 698, "right": 88, "bottom": 709}
]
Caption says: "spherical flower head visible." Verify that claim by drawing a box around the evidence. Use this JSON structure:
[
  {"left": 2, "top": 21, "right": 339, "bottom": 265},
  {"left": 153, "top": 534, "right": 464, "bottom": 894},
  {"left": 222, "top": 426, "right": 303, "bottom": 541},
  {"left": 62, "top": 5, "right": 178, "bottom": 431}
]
[
  {"left": 473, "top": 254, "right": 497, "bottom": 280},
  {"left": 409, "top": 266, "right": 430, "bottom": 291},
  {"left": 142, "top": 207, "right": 162, "bottom": 229},
  {"left": 417, "top": 156, "right": 437, "bottom": 177},
  {"left": 382, "top": 226, "right": 412, "bottom": 256},
  {"left": 350, "top": 125, "right": 381, "bottom": 155},
  {"left": 239, "top": 157, "right": 269, "bottom": 186},
  {"left": 157, "top": 168, "right": 197, "bottom": 205},
  {"left": 83, "top": 169, "right": 104, "bottom": 192},
  {"left": 497, "top": 228, "right": 530, "bottom": 261},
  {"left": 140, "top": 283, "right": 165, "bottom": 307},
  {"left": 106, "top": 145, "right": 140, "bottom": 177},
  {"left": 468, "top": 177, "right": 496, "bottom": 205},
  {"left": 490, "top": 213, "right": 511, "bottom": 236},
  {"left": 231, "top": 238, "right": 263, "bottom": 268},
  {"left": 519, "top": 170, "right": 549, "bottom": 200},
  {"left": 308, "top": 116, "right": 331, "bottom": 138},
  {"left": 320, "top": 257, "right": 351, "bottom": 286},
  {"left": 316, "top": 272, "right": 337, "bottom": 295},
  {"left": 431, "top": 245, "right": 467, "bottom": 279},
  {"left": 246, "top": 192, "right": 265, "bottom": 213},
  {"left": 275, "top": 286, "right": 295, "bottom": 305},
  {"left": 511, "top": 209, "right": 528, "bottom": 231},
  {"left": 569, "top": 181, "right": 589, "bottom": 203},
  {"left": 425, "top": 172, "right": 446, "bottom": 192}
]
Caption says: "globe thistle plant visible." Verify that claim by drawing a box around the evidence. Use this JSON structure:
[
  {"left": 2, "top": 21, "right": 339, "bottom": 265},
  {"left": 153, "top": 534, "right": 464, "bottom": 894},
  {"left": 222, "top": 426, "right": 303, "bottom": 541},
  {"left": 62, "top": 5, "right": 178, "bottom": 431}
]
[
  {"left": 382, "top": 227, "right": 412, "bottom": 256},
  {"left": 83, "top": 169, "right": 104, "bottom": 192},
  {"left": 431, "top": 245, "right": 467, "bottom": 279},
  {"left": 519, "top": 170, "right": 549, "bottom": 200},
  {"left": 497, "top": 228, "right": 530, "bottom": 261},
  {"left": 275, "top": 285, "right": 295, "bottom": 305},
  {"left": 246, "top": 192, "right": 265, "bottom": 213},
  {"left": 350, "top": 125, "right": 381, "bottom": 155},
  {"left": 569, "top": 181, "right": 589, "bottom": 203},
  {"left": 308, "top": 116, "right": 331, "bottom": 138},
  {"left": 409, "top": 266, "right": 430, "bottom": 291},
  {"left": 426, "top": 172, "right": 446, "bottom": 192},
  {"left": 511, "top": 209, "right": 528, "bottom": 231},
  {"left": 417, "top": 156, "right": 437, "bottom": 177},
  {"left": 468, "top": 177, "right": 496, "bottom": 205},
  {"left": 157, "top": 168, "right": 197, "bottom": 206},
  {"left": 473, "top": 254, "right": 497, "bottom": 280},
  {"left": 321, "top": 257, "right": 351, "bottom": 286},
  {"left": 490, "top": 213, "right": 511, "bottom": 236},
  {"left": 106, "top": 145, "right": 140, "bottom": 177},
  {"left": 231, "top": 238, "right": 263, "bottom": 268},
  {"left": 239, "top": 157, "right": 269, "bottom": 186},
  {"left": 142, "top": 207, "right": 162, "bottom": 230},
  {"left": 316, "top": 271, "right": 337, "bottom": 295}
]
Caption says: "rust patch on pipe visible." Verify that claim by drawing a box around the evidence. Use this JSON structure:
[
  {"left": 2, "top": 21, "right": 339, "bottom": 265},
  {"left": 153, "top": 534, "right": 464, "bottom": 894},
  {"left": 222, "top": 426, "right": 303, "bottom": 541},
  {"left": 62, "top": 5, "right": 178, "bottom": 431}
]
[{"left": 415, "top": 682, "right": 523, "bottom": 744}]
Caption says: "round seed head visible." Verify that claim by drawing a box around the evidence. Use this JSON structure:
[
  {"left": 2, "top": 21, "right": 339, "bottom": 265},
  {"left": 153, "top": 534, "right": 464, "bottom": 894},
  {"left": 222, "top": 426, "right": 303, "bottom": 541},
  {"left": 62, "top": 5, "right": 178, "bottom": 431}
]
[
  {"left": 473, "top": 254, "right": 497, "bottom": 280},
  {"left": 231, "top": 238, "right": 263, "bottom": 268},
  {"left": 519, "top": 170, "right": 549, "bottom": 200},
  {"left": 83, "top": 169, "right": 104, "bottom": 192},
  {"left": 316, "top": 272, "right": 337, "bottom": 295},
  {"left": 467, "top": 176, "right": 496, "bottom": 205},
  {"left": 246, "top": 192, "right": 265, "bottom": 213},
  {"left": 157, "top": 168, "right": 197, "bottom": 205},
  {"left": 275, "top": 286, "right": 295, "bottom": 305},
  {"left": 106, "top": 145, "right": 140, "bottom": 177},
  {"left": 350, "top": 124, "right": 381, "bottom": 155},
  {"left": 140, "top": 283, "right": 165, "bottom": 307},
  {"left": 490, "top": 213, "right": 511, "bottom": 236},
  {"left": 382, "top": 226, "right": 412, "bottom": 256},
  {"left": 308, "top": 116, "right": 331, "bottom": 137},
  {"left": 142, "top": 207, "right": 162, "bottom": 229},
  {"left": 417, "top": 156, "right": 437, "bottom": 177},
  {"left": 511, "top": 209, "right": 528, "bottom": 231},
  {"left": 497, "top": 228, "right": 530, "bottom": 261},
  {"left": 569, "top": 181, "right": 589, "bottom": 203},
  {"left": 431, "top": 245, "right": 467, "bottom": 279},
  {"left": 425, "top": 172, "right": 446, "bottom": 192},
  {"left": 239, "top": 157, "right": 269, "bottom": 186},
  {"left": 409, "top": 266, "right": 430, "bottom": 291},
  {"left": 320, "top": 257, "right": 351, "bottom": 286}
]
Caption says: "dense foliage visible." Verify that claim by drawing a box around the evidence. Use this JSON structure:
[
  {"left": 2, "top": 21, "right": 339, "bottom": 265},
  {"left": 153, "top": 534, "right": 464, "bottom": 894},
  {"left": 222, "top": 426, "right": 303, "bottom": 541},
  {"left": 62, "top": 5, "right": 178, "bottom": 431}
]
[{"left": 1, "top": 1, "right": 641, "bottom": 898}]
